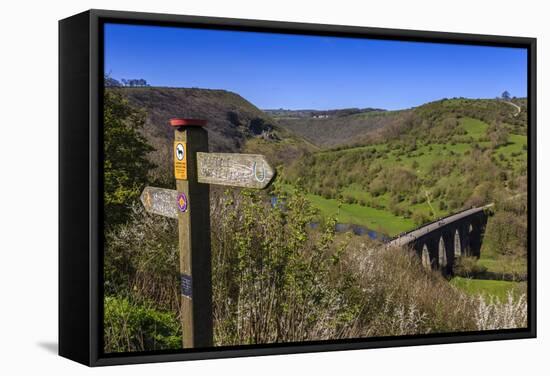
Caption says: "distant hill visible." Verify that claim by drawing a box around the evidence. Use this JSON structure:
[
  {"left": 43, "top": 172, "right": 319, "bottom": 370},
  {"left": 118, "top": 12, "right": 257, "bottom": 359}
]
[
  {"left": 275, "top": 97, "right": 527, "bottom": 149},
  {"left": 275, "top": 110, "right": 410, "bottom": 149},
  {"left": 115, "top": 87, "right": 278, "bottom": 152},
  {"left": 264, "top": 107, "right": 385, "bottom": 119},
  {"left": 110, "top": 87, "right": 314, "bottom": 182}
]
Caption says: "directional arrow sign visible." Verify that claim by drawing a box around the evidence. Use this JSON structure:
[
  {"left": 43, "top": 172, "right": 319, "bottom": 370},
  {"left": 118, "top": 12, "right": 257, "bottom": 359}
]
[
  {"left": 140, "top": 186, "right": 179, "bottom": 219},
  {"left": 140, "top": 151, "right": 276, "bottom": 219},
  {"left": 197, "top": 152, "right": 275, "bottom": 189}
]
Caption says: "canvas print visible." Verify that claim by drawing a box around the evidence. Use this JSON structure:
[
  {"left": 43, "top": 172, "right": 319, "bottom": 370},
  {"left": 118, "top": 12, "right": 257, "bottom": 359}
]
[{"left": 102, "top": 23, "right": 529, "bottom": 353}]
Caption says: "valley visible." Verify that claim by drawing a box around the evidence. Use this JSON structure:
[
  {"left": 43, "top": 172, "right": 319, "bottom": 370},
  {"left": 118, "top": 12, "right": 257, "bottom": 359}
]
[{"left": 112, "top": 86, "right": 528, "bottom": 302}]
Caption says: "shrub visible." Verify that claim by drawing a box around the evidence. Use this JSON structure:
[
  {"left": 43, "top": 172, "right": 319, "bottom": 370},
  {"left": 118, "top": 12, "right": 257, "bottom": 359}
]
[
  {"left": 348, "top": 246, "right": 474, "bottom": 335},
  {"left": 344, "top": 195, "right": 357, "bottom": 204},
  {"left": 210, "top": 186, "right": 361, "bottom": 345},
  {"left": 454, "top": 257, "right": 488, "bottom": 278},
  {"left": 474, "top": 292, "right": 527, "bottom": 330},
  {"left": 104, "top": 296, "right": 181, "bottom": 353},
  {"left": 484, "top": 211, "right": 527, "bottom": 258},
  {"left": 104, "top": 204, "right": 180, "bottom": 313},
  {"left": 412, "top": 210, "right": 431, "bottom": 226},
  {"left": 369, "top": 177, "right": 387, "bottom": 196},
  {"left": 385, "top": 168, "right": 418, "bottom": 195}
]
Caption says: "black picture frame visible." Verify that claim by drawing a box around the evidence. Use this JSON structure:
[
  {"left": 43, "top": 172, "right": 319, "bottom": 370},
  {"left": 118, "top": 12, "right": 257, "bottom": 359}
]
[{"left": 59, "top": 8, "right": 537, "bottom": 367}]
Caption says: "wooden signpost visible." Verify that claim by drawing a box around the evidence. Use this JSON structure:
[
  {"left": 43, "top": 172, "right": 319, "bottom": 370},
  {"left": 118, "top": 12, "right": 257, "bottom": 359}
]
[{"left": 140, "top": 118, "right": 275, "bottom": 349}]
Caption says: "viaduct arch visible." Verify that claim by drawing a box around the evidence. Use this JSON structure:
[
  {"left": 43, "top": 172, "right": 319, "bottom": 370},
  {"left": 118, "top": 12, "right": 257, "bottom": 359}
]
[{"left": 386, "top": 205, "right": 491, "bottom": 275}]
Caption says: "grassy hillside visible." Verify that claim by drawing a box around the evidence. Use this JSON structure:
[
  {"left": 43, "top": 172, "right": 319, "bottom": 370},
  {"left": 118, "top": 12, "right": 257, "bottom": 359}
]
[
  {"left": 282, "top": 99, "right": 527, "bottom": 241},
  {"left": 415, "top": 97, "right": 527, "bottom": 135},
  {"left": 276, "top": 97, "right": 527, "bottom": 150}
]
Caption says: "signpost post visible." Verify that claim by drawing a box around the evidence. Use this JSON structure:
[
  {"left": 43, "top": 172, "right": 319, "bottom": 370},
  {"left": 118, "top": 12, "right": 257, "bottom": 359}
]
[
  {"left": 140, "top": 118, "right": 275, "bottom": 349},
  {"left": 171, "top": 118, "right": 212, "bottom": 349}
]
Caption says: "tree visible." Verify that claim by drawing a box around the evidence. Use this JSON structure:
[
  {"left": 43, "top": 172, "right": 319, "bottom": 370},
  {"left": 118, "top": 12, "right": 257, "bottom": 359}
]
[
  {"left": 104, "top": 90, "right": 155, "bottom": 228},
  {"left": 412, "top": 210, "right": 430, "bottom": 226},
  {"left": 105, "top": 76, "right": 122, "bottom": 87},
  {"left": 501, "top": 91, "right": 511, "bottom": 100},
  {"left": 484, "top": 211, "right": 527, "bottom": 257},
  {"left": 489, "top": 123, "right": 509, "bottom": 148},
  {"left": 121, "top": 78, "right": 150, "bottom": 87},
  {"left": 249, "top": 117, "right": 271, "bottom": 135},
  {"left": 226, "top": 111, "right": 240, "bottom": 127}
]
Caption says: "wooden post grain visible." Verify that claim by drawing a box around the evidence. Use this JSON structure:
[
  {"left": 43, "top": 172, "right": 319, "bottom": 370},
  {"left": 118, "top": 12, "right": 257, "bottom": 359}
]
[{"left": 171, "top": 118, "right": 213, "bottom": 348}]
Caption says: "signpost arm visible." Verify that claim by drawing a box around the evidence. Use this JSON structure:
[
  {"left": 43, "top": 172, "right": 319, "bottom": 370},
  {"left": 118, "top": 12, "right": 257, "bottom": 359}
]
[{"left": 172, "top": 118, "right": 213, "bottom": 348}]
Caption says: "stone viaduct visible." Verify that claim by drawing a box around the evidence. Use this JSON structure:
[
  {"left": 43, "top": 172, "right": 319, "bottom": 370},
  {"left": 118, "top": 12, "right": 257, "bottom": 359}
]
[{"left": 386, "top": 204, "right": 492, "bottom": 275}]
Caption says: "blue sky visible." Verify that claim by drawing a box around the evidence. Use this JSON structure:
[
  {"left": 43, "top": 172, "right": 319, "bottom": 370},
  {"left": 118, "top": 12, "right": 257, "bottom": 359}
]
[{"left": 104, "top": 23, "right": 527, "bottom": 111}]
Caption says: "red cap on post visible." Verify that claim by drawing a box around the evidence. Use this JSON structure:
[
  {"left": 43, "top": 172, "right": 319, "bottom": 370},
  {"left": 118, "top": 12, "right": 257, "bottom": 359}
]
[{"left": 169, "top": 118, "right": 207, "bottom": 127}]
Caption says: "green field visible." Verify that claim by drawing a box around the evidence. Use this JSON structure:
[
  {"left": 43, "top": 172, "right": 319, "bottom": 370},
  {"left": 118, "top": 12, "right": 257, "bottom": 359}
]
[
  {"left": 450, "top": 277, "right": 521, "bottom": 302},
  {"left": 305, "top": 192, "right": 415, "bottom": 236},
  {"left": 460, "top": 117, "right": 488, "bottom": 138}
]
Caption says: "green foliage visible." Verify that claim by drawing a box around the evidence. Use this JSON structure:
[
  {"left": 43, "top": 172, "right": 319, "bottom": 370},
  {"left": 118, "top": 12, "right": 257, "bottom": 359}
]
[
  {"left": 104, "top": 296, "right": 181, "bottom": 353},
  {"left": 369, "top": 177, "right": 387, "bottom": 196},
  {"left": 211, "top": 186, "right": 360, "bottom": 344},
  {"left": 104, "top": 90, "right": 155, "bottom": 228},
  {"left": 484, "top": 211, "right": 527, "bottom": 258},
  {"left": 476, "top": 256, "right": 527, "bottom": 282},
  {"left": 412, "top": 210, "right": 431, "bottom": 226},
  {"left": 454, "top": 256, "right": 488, "bottom": 278}
]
